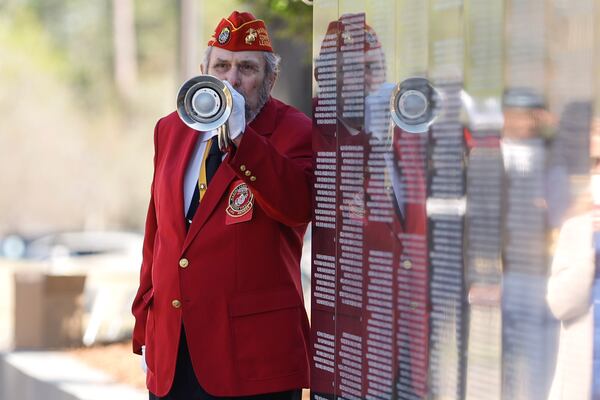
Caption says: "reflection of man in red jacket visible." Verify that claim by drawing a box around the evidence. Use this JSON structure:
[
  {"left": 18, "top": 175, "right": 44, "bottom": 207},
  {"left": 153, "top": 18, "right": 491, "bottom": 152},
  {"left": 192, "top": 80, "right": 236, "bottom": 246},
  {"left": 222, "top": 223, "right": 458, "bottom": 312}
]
[
  {"left": 311, "top": 14, "right": 429, "bottom": 399},
  {"left": 350, "top": 21, "right": 430, "bottom": 399},
  {"left": 131, "top": 11, "right": 312, "bottom": 400}
]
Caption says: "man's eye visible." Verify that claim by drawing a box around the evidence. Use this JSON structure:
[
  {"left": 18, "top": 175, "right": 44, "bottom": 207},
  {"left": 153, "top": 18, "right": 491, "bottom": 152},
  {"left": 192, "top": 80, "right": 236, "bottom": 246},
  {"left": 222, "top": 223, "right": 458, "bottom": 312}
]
[
  {"left": 214, "top": 63, "right": 228, "bottom": 70},
  {"left": 240, "top": 64, "right": 258, "bottom": 73}
]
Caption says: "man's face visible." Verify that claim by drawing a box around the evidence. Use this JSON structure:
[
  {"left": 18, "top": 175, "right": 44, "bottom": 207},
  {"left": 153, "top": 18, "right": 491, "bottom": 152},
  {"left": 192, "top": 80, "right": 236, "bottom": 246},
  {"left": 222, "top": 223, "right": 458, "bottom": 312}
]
[
  {"left": 204, "top": 47, "right": 271, "bottom": 117},
  {"left": 502, "top": 108, "right": 536, "bottom": 139}
]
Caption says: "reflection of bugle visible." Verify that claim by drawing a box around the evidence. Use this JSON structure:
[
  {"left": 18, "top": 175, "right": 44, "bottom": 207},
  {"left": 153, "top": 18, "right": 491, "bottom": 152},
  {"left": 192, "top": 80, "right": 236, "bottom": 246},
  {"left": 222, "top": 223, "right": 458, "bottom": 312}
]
[
  {"left": 176, "top": 74, "right": 233, "bottom": 150},
  {"left": 390, "top": 77, "right": 441, "bottom": 134}
]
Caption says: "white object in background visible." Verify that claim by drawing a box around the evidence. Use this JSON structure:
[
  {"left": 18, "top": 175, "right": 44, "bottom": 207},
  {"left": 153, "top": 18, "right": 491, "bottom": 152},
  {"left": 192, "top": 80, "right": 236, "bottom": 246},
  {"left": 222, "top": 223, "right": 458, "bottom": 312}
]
[{"left": 141, "top": 345, "right": 147, "bottom": 373}]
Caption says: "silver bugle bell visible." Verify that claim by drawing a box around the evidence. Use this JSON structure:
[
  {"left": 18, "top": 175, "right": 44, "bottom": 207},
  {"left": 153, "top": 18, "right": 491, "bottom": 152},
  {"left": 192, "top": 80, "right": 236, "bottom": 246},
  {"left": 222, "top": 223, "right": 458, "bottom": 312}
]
[
  {"left": 390, "top": 77, "right": 441, "bottom": 134},
  {"left": 176, "top": 74, "right": 234, "bottom": 150}
]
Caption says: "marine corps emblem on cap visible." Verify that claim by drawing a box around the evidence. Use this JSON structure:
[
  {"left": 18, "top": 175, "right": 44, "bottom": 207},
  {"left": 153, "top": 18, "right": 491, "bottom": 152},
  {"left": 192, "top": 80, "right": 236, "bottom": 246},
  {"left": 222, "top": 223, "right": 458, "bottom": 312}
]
[
  {"left": 218, "top": 26, "right": 231, "bottom": 44},
  {"left": 342, "top": 31, "right": 353, "bottom": 45},
  {"left": 226, "top": 182, "right": 254, "bottom": 218},
  {"left": 245, "top": 28, "right": 257, "bottom": 45}
]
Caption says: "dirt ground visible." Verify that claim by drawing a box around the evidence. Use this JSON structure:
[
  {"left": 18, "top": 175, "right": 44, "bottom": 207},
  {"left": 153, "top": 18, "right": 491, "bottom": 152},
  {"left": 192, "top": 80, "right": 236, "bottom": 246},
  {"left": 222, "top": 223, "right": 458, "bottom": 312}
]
[
  {"left": 68, "top": 341, "right": 310, "bottom": 399},
  {"left": 67, "top": 341, "right": 146, "bottom": 390}
]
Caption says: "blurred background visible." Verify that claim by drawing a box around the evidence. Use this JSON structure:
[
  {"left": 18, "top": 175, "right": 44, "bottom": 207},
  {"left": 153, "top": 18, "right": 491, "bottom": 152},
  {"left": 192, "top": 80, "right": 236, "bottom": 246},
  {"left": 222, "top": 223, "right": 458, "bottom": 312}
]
[
  {"left": 0, "top": 0, "right": 312, "bottom": 236},
  {"left": 0, "top": 1, "right": 312, "bottom": 398}
]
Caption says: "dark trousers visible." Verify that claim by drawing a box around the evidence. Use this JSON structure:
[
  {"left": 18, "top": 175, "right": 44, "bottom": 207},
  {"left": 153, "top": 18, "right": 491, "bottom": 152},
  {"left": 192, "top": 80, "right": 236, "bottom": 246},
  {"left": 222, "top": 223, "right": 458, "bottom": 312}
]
[{"left": 149, "top": 327, "right": 302, "bottom": 400}]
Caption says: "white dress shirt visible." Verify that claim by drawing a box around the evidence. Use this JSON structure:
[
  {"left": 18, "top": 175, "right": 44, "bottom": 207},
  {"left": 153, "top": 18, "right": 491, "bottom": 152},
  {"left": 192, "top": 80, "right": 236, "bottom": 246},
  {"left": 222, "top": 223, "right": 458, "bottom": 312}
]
[{"left": 183, "top": 130, "right": 218, "bottom": 215}]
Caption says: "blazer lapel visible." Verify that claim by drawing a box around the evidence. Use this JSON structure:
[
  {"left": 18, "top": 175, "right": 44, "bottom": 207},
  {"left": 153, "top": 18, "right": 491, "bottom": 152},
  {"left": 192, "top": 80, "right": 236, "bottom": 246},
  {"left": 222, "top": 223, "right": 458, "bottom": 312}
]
[
  {"left": 180, "top": 98, "right": 279, "bottom": 252},
  {"left": 169, "top": 128, "right": 200, "bottom": 242}
]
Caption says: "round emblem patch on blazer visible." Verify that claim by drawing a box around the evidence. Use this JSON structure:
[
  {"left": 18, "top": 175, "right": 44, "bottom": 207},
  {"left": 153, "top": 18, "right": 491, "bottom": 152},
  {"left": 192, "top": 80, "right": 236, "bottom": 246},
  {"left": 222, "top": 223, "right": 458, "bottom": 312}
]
[{"left": 226, "top": 182, "right": 254, "bottom": 218}]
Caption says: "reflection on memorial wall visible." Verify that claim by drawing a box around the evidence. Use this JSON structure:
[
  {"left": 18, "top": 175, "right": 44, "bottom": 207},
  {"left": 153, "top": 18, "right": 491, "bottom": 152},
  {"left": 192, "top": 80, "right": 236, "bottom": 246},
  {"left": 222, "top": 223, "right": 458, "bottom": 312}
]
[{"left": 310, "top": 0, "right": 597, "bottom": 399}]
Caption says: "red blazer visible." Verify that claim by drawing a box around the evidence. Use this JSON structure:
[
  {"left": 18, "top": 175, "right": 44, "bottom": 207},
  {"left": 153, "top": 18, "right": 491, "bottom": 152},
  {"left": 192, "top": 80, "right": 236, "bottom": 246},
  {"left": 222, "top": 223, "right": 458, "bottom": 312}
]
[
  {"left": 362, "top": 128, "right": 429, "bottom": 397},
  {"left": 131, "top": 97, "right": 313, "bottom": 397}
]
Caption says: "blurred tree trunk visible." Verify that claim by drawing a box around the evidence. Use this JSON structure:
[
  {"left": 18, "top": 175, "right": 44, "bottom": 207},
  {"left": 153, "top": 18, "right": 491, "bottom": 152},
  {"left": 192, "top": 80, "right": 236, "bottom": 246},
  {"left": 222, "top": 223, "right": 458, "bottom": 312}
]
[
  {"left": 112, "top": 0, "right": 138, "bottom": 98},
  {"left": 178, "top": 0, "right": 199, "bottom": 82}
]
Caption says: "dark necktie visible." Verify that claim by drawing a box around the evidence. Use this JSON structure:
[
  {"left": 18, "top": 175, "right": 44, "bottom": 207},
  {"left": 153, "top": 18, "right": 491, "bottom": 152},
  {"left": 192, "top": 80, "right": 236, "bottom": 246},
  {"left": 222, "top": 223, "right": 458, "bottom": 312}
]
[{"left": 185, "top": 137, "right": 222, "bottom": 227}]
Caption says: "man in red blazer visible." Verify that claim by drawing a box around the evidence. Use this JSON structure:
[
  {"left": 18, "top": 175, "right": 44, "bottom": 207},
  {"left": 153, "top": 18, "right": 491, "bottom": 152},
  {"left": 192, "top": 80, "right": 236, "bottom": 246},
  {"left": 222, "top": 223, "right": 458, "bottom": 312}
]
[{"left": 131, "top": 11, "right": 312, "bottom": 400}]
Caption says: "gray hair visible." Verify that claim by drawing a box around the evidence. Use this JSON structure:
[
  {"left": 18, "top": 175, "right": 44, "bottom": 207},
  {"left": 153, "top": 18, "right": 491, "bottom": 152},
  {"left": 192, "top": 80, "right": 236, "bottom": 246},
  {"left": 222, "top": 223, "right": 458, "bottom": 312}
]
[
  {"left": 201, "top": 46, "right": 281, "bottom": 82},
  {"left": 263, "top": 52, "right": 281, "bottom": 80}
]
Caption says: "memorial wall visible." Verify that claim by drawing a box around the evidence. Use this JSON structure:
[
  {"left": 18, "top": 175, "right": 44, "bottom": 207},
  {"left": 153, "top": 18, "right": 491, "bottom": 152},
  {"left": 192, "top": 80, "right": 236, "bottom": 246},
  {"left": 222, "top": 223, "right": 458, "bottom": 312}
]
[{"left": 310, "top": 1, "right": 598, "bottom": 399}]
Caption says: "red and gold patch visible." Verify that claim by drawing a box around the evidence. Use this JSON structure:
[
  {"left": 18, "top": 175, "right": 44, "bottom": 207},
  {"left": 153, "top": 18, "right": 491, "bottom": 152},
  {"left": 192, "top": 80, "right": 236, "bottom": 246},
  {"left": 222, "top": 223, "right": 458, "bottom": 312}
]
[
  {"left": 225, "top": 181, "right": 254, "bottom": 224},
  {"left": 217, "top": 26, "right": 231, "bottom": 45}
]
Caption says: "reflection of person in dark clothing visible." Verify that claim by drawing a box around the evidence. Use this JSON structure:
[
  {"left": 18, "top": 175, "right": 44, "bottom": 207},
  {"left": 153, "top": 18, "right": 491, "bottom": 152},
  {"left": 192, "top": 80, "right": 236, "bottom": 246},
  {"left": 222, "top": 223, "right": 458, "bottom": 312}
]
[{"left": 546, "top": 101, "right": 592, "bottom": 231}]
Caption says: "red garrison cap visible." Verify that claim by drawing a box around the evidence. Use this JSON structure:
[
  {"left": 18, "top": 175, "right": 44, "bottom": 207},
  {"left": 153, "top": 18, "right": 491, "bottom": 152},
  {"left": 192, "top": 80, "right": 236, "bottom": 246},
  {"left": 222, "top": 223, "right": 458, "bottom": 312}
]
[
  {"left": 208, "top": 11, "right": 274, "bottom": 52},
  {"left": 320, "top": 14, "right": 382, "bottom": 53}
]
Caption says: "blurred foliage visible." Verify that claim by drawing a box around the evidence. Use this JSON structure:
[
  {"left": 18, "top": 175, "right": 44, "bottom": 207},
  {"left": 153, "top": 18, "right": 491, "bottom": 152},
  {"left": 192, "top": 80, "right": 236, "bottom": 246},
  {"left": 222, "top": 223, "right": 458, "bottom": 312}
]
[
  {"left": 0, "top": 6, "right": 69, "bottom": 78},
  {"left": 11, "top": 1, "right": 113, "bottom": 107},
  {"left": 0, "top": 0, "right": 311, "bottom": 234},
  {"left": 1, "top": 0, "right": 178, "bottom": 111},
  {"left": 134, "top": 1, "right": 177, "bottom": 76},
  {"left": 238, "top": 0, "right": 312, "bottom": 46},
  {"left": 0, "top": 0, "right": 177, "bottom": 233}
]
